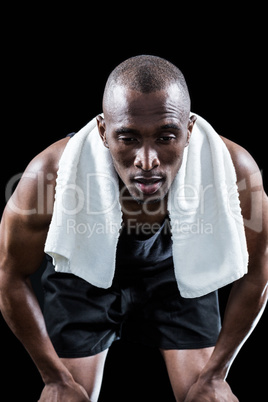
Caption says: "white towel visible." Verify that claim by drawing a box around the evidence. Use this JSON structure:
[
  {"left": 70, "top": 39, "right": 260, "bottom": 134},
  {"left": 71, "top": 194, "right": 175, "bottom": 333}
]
[{"left": 45, "top": 113, "right": 248, "bottom": 298}]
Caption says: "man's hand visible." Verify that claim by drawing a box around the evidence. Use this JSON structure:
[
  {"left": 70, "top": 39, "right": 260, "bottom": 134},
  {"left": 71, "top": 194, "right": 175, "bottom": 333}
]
[
  {"left": 184, "top": 377, "right": 239, "bottom": 402},
  {"left": 38, "top": 380, "right": 90, "bottom": 401}
]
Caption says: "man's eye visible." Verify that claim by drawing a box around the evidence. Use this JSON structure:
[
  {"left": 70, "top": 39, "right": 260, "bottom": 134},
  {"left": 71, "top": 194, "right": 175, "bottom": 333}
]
[
  {"left": 158, "top": 136, "right": 175, "bottom": 142},
  {"left": 119, "top": 137, "right": 138, "bottom": 143}
]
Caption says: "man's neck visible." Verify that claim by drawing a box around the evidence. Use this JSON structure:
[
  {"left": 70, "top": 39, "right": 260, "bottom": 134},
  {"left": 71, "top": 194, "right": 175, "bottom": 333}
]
[{"left": 120, "top": 194, "right": 168, "bottom": 235}]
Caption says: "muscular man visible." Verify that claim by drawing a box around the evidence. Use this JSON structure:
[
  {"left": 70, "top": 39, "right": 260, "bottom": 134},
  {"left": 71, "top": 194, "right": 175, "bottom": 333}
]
[{"left": 0, "top": 55, "right": 267, "bottom": 401}]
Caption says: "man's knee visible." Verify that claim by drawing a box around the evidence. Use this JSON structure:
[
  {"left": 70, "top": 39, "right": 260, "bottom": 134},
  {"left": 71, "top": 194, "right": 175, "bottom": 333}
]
[
  {"left": 160, "top": 348, "right": 214, "bottom": 402},
  {"left": 61, "top": 349, "right": 108, "bottom": 401}
]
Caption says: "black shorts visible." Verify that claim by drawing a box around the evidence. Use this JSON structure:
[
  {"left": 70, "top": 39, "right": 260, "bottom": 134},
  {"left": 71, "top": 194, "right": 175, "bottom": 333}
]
[{"left": 41, "top": 255, "right": 221, "bottom": 358}]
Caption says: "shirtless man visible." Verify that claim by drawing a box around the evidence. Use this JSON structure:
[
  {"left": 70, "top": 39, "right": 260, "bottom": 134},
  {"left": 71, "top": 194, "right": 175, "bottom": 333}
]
[{"left": 0, "top": 55, "right": 267, "bottom": 401}]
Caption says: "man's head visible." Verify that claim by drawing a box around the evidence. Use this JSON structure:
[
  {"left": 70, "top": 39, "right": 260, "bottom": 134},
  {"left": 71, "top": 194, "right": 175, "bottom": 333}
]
[{"left": 97, "top": 55, "right": 196, "bottom": 205}]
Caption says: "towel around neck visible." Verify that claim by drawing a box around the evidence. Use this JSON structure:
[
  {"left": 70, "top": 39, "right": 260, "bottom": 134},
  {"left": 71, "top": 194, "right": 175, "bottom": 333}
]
[{"left": 44, "top": 113, "right": 248, "bottom": 298}]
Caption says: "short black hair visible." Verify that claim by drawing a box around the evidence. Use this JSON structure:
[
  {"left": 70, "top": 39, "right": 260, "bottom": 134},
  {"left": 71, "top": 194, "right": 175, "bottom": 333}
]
[{"left": 103, "top": 55, "right": 191, "bottom": 114}]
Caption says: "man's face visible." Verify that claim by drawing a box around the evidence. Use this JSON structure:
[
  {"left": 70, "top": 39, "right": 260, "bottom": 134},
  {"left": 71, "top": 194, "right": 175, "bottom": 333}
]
[{"left": 97, "top": 84, "right": 195, "bottom": 205}]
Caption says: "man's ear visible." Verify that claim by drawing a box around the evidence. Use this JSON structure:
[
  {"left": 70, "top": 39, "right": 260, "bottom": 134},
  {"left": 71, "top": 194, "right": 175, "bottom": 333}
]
[
  {"left": 96, "top": 115, "right": 109, "bottom": 148},
  {"left": 185, "top": 114, "right": 197, "bottom": 147}
]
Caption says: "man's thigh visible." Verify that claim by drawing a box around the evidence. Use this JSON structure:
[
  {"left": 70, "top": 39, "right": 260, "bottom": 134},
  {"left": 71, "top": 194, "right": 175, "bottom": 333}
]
[
  {"left": 61, "top": 349, "right": 109, "bottom": 402},
  {"left": 160, "top": 347, "right": 214, "bottom": 402}
]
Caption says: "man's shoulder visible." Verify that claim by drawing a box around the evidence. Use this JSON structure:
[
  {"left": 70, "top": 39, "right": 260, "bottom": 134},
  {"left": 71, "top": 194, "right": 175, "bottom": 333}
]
[
  {"left": 220, "top": 135, "right": 260, "bottom": 184},
  {"left": 3, "top": 137, "right": 70, "bottom": 228},
  {"left": 26, "top": 137, "right": 70, "bottom": 177}
]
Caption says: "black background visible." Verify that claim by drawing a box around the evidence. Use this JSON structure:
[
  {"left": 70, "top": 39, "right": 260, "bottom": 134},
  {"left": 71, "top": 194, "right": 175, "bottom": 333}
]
[{"left": 1, "top": 5, "right": 267, "bottom": 401}]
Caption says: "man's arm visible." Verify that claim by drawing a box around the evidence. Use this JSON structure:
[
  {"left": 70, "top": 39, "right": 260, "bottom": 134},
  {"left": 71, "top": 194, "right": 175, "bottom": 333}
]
[
  {"left": 0, "top": 139, "right": 89, "bottom": 401},
  {"left": 185, "top": 140, "right": 268, "bottom": 401}
]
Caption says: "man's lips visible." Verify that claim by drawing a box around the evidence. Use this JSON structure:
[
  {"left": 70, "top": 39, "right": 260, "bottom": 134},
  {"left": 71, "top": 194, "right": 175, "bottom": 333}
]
[{"left": 132, "top": 177, "right": 164, "bottom": 195}]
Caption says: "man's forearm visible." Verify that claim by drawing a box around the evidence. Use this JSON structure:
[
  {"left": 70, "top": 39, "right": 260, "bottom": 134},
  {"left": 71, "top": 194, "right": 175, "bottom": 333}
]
[
  {"left": 0, "top": 274, "right": 72, "bottom": 385},
  {"left": 201, "top": 273, "right": 267, "bottom": 380}
]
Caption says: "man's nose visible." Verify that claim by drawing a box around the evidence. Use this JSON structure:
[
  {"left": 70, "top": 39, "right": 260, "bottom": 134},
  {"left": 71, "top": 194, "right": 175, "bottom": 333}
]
[{"left": 134, "top": 145, "right": 160, "bottom": 171}]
